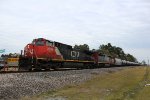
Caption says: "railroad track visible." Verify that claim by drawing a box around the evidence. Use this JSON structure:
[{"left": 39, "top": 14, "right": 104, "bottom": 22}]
[
  {"left": 0, "top": 68, "right": 81, "bottom": 74},
  {"left": 0, "top": 66, "right": 137, "bottom": 74}
]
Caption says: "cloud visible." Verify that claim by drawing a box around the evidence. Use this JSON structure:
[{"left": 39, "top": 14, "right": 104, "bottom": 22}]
[
  {"left": 124, "top": 48, "right": 150, "bottom": 62},
  {"left": 0, "top": 0, "right": 150, "bottom": 61}
]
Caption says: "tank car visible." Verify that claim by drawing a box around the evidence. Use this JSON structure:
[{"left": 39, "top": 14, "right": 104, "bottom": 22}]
[
  {"left": 114, "top": 58, "right": 122, "bottom": 66},
  {"left": 122, "top": 60, "right": 127, "bottom": 66}
]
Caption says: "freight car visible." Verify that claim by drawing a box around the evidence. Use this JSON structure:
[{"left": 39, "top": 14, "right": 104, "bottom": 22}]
[
  {"left": 18, "top": 38, "right": 140, "bottom": 71},
  {"left": 115, "top": 58, "right": 122, "bottom": 66},
  {"left": 7, "top": 58, "right": 19, "bottom": 67},
  {"left": 98, "top": 54, "right": 115, "bottom": 67}
]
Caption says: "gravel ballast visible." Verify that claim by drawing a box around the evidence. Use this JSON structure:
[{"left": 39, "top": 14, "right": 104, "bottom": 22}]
[{"left": 0, "top": 67, "right": 129, "bottom": 100}]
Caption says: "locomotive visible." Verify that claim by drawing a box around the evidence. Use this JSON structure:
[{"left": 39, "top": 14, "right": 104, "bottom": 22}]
[{"left": 19, "top": 38, "right": 139, "bottom": 71}]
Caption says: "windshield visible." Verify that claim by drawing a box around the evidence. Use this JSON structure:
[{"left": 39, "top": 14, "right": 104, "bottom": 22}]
[
  {"left": 35, "top": 41, "right": 45, "bottom": 46},
  {"left": 32, "top": 39, "right": 45, "bottom": 46}
]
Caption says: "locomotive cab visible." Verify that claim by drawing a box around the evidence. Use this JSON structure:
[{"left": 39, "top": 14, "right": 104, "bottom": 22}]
[
  {"left": 19, "top": 38, "right": 63, "bottom": 71},
  {"left": 32, "top": 38, "right": 54, "bottom": 47},
  {"left": 24, "top": 38, "right": 62, "bottom": 59}
]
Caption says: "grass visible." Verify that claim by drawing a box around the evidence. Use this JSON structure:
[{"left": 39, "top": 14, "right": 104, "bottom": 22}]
[
  {"left": 21, "top": 66, "right": 150, "bottom": 100},
  {"left": 133, "top": 66, "right": 150, "bottom": 100}
]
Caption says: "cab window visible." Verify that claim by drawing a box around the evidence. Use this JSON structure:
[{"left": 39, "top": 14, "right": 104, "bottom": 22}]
[
  {"left": 32, "top": 39, "right": 45, "bottom": 46},
  {"left": 36, "top": 40, "right": 44, "bottom": 46},
  {"left": 46, "top": 40, "right": 53, "bottom": 46}
]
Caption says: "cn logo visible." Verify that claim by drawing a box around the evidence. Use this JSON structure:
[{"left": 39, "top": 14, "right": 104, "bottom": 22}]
[
  {"left": 29, "top": 49, "right": 33, "bottom": 54},
  {"left": 71, "top": 51, "right": 79, "bottom": 58}
]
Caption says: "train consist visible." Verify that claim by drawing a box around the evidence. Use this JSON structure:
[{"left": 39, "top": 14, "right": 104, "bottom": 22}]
[{"left": 18, "top": 38, "right": 139, "bottom": 71}]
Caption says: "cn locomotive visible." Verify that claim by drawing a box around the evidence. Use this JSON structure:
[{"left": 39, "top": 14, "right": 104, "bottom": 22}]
[{"left": 18, "top": 38, "right": 139, "bottom": 71}]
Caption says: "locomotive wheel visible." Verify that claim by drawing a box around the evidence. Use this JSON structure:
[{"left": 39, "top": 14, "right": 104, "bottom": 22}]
[
  {"left": 44, "top": 68, "right": 50, "bottom": 71},
  {"left": 34, "top": 64, "right": 42, "bottom": 71},
  {"left": 52, "top": 66, "right": 59, "bottom": 70},
  {"left": 34, "top": 68, "right": 41, "bottom": 71},
  {"left": 52, "top": 63, "right": 61, "bottom": 70},
  {"left": 18, "top": 66, "right": 32, "bottom": 71}
]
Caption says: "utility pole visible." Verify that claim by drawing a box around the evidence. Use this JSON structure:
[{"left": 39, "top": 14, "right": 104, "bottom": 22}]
[{"left": 148, "top": 59, "right": 149, "bottom": 67}]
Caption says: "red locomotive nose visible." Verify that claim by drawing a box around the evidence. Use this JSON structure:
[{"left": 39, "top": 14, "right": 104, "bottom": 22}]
[
  {"left": 24, "top": 44, "right": 34, "bottom": 57},
  {"left": 24, "top": 38, "right": 63, "bottom": 60},
  {"left": 33, "top": 45, "right": 56, "bottom": 58}
]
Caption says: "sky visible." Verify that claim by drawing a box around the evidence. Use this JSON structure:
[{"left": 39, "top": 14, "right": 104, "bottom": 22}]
[{"left": 0, "top": 0, "right": 150, "bottom": 62}]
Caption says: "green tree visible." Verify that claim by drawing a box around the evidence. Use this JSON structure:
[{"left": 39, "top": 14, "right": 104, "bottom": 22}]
[
  {"left": 126, "top": 54, "right": 137, "bottom": 62},
  {"left": 74, "top": 44, "right": 89, "bottom": 51},
  {"left": 99, "top": 43, "right": 137, "bottom": 62}
]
